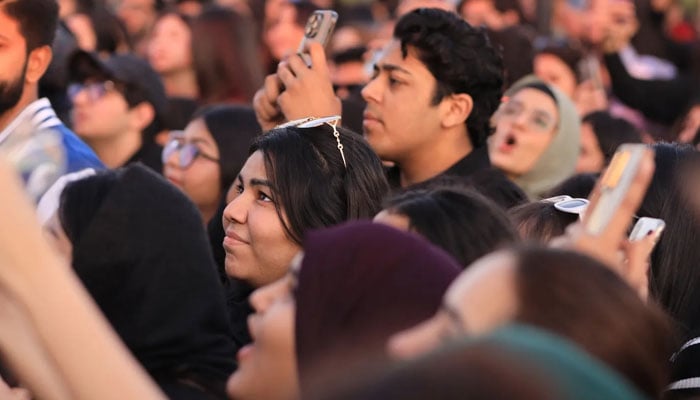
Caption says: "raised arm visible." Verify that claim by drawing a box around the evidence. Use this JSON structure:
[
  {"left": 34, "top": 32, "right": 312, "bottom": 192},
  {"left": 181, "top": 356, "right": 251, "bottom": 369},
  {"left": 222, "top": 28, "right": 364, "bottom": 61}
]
[{"left": 0, "top": 160, "right": 166, "bottom": 400}]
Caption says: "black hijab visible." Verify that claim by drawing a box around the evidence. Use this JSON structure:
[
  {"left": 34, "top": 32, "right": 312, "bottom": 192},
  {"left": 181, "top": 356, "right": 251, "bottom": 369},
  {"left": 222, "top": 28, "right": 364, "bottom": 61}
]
[{"left": 61, "top": 164, "right": 237, "bottom": 399}]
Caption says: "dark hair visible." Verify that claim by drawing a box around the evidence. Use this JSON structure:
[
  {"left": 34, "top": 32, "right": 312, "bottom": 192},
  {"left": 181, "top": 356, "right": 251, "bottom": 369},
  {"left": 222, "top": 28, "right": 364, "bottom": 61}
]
[
  {"left": 251, "top": 125, "right": 389, "bottom": 244},
  {"left": 638, "top": 143, "right": 700, "bottom": 338},
  {"left": 486, "top": 25, "right": 534, "bottom": 88},
  {"left": 194, "top": 104, "right": 260, "bottom": 194},
  {"left": 191, "top": 6, "right": 264, "bottom": 104},
  {"left": 393, "top": 8, "right": 504, "bottom": 147},
  {"left": 513, "top": 246, "right": 676, "bottom": 398},
  {"left": 583, "top": 111, "right": 643, "bottom": 165},
  {"left": 508, "top": 201, "right": 578, "bottom": 243},
  {"left": 545, "top": 172, "right": 598, "bottom": 199},
  {"left": 89, "top": 6, "right": 132, "bottom": 54},
  {"left": 383, "top": 187, "right": 518, "bottom": 266},
  {"left": 0, "top": 0, "right": 58, "bottom": 52},
  {"left": 533, "top": 39, "right": 584, "bottom": 83},
  {"left": 290, "top": 1, "right": 318, "bottom": 29}
]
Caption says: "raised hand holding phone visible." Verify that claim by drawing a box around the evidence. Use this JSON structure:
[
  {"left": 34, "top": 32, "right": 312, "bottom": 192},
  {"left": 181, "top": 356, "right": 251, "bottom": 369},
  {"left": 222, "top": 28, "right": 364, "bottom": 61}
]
[
  {"left": 297, "top": 10, "right": 338, "bottom": 67},
  {"left": 553, "top": 144, "right": 655, "bottom": 297},
  {"left": 252, "top": 10, "right": 341, "bottom": 131},
  {"left": 276, "top": 41, "right": 341, "bottom": 123}
]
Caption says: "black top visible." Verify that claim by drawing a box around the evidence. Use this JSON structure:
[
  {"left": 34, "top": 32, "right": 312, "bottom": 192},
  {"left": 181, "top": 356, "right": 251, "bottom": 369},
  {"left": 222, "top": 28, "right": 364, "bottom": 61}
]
[
  {"left": 125, "top": 141, "right": 163, "bottom": 173},
  {"left": 66, "top": 165, "right": 236, "bottom": 399},
  {"left": 386, "top": 146, "right": 527, "bottom": 209},
  {"left": 604, "top": 52, "right": 697, "bottom": 127}
]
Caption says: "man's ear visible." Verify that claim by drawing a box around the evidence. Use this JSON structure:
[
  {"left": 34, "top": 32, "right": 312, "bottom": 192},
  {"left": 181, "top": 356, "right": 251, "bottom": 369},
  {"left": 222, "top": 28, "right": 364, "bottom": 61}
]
[
  {"left": 440, "top": 93, "right": 474, "bottom": 129},
  {"left": 25, "top": 46, "right": 53, "bottom": 84},
  {"left": 128, "top": 102, "right": 156, "bottom": 132}
]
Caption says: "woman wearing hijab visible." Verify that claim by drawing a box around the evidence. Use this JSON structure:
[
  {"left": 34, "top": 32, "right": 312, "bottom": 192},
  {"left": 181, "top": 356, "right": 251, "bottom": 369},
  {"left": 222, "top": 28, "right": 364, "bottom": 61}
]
[
  {"left": 315, "top": 324, "right": 649, "bottom": 400},
  {"left": 225, "top": 222, "right": 461, "bottom": 400},
  {"left": 56, "top": 164, "right": 237, "bottom": 399},
  {"left": 163, "top": 105, "right": 261, "bottom": 224},
  {"left": 488, "top": 76, "right": 581, "bottom": 199}
]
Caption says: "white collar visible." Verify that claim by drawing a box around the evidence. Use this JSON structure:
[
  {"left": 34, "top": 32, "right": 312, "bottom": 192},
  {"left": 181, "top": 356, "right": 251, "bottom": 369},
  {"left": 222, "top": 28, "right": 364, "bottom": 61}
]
[{"left": 0, "top": 98, "right": 62, "bottom": 146}]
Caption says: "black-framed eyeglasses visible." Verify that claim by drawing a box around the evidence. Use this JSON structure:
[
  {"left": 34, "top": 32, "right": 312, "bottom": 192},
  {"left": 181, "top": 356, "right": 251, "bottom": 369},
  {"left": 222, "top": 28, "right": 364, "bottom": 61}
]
[{"left": 161, "top": 133, "right": 219, "bottom": 169}]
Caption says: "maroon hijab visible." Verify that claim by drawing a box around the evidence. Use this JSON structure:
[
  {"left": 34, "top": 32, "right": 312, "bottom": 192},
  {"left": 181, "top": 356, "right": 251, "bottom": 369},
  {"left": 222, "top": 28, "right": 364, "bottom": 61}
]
[{"left": 295, "top": 222, "right": 461, "bottom": 393}]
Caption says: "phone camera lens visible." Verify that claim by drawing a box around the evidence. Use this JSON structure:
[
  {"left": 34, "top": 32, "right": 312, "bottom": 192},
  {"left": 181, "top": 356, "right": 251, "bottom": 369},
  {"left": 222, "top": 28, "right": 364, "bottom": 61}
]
[{"left": 306, "top": 14, "right": 320, "bottom": 38}]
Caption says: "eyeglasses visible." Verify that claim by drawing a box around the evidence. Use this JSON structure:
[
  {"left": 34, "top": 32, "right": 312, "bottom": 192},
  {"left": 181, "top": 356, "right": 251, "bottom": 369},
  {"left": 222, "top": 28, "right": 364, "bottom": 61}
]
[
  {"left": 67, "top": 80, "right": 119, "bottom": 102},
  {"left": 275, "top": 115, "right": 346, "bottom": 168},
  {"left": 161, "top": 133, "right": 220, "bottom": 169},
  {"left": 542, "top": 195, "right": 590, "bottom": 215},
  {"left": 497, "top": 100, "right": 557, "bottom": 133}
]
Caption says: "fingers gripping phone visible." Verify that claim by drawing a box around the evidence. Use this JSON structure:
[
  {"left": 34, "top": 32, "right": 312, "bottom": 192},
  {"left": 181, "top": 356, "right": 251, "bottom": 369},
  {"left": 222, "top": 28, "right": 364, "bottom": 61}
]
[
  {"left": 584, "top": 144, "right": 647, "bottom": 235},
  {"left": 297, "top": 10, "right": 338, "bottom": 66}
]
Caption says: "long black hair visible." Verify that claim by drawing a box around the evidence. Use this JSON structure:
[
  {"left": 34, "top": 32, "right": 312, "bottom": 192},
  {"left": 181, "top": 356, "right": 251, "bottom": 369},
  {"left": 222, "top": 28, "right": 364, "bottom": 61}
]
[{"left": 251, "top": 125, "right": 389, "bottom": 244}]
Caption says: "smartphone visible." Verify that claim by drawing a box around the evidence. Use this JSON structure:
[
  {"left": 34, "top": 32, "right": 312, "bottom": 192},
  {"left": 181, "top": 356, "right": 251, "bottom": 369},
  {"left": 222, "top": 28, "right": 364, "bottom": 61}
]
[
  {"left": 584, "top": 144, "right": 647, "bottom": 235},
  {"left": 578, "top": 55, "right": 604, "bottom": 92},
  {"left": 629, "top": 217, "right": 665, "bottom": 241},
  {"left": 297, "top": 10, "right": 338, "bottom": 66}
]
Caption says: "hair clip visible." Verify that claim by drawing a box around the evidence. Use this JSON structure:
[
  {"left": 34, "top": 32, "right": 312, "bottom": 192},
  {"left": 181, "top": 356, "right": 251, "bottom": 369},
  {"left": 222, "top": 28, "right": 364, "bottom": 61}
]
[{"left": 276, "top": 116, "right": 346, "bottom": 168}]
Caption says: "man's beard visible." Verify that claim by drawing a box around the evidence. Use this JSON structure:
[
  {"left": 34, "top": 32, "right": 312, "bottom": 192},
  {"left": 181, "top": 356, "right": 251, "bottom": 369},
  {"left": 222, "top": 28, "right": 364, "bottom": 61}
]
[{"left": 0, "top": 63, "right": 27, "bottom": 115}]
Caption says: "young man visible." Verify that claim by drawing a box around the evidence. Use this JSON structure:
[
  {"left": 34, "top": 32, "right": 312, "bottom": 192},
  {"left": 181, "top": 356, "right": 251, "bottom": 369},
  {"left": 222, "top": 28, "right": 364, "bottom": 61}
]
[
  {"left": 0, "top": 0, "right": 103, "bottom": 174},
  {"left": 68, "top": 51, "right": 167, "bottom": 171},
  {"left": 362, "top": 8, "right": 525, "bottom": 206},
  {"left": 253, "top": 8, "right": 525, "bottom": 207}
]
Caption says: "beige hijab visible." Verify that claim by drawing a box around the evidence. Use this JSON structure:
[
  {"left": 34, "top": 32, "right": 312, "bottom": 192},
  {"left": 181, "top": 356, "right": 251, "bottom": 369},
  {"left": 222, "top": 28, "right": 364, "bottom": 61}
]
[{"left": 497, "top": 75, "right": 581, "bottom": 199}]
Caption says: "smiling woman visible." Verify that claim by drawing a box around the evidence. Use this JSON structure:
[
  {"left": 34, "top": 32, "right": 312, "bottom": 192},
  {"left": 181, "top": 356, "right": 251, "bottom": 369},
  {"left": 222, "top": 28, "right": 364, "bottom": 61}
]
[
  {"left": 221, "top": 120, "right": 389, "bottom": 288},
  {"left": 226, "top": 222, "right": 461, "bottom": 400}
]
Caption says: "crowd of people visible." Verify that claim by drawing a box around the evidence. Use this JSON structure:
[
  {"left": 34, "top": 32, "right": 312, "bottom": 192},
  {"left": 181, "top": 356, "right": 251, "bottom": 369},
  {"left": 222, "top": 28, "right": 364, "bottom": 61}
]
[{"left": 1, "top": 0, "right": 700, "bottom": 398}]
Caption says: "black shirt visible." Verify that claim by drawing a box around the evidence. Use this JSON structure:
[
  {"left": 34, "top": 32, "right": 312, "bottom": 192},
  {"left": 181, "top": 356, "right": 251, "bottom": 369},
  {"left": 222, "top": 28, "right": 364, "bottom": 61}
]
[{"left": 386, "top": 146, "right": 527, "bottom": 210}]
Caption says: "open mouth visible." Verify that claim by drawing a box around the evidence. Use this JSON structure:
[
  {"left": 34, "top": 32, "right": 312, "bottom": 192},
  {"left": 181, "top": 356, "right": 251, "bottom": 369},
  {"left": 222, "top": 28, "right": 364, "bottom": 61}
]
[{"left": 498, "top": 134, "right": 517, "bottom": 152}]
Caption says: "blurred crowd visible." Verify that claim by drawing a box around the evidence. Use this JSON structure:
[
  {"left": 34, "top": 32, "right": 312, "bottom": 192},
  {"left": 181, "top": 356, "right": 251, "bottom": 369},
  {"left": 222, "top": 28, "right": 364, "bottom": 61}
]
[{"left": 1, "top": 0, "right": 700, "bottom": 399}]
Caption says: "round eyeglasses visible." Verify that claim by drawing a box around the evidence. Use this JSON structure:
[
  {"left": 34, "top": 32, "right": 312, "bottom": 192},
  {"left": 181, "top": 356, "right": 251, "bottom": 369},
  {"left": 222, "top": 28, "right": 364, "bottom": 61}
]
[{"left": 161, "top": 135, "right": 219, "bottom": 169}]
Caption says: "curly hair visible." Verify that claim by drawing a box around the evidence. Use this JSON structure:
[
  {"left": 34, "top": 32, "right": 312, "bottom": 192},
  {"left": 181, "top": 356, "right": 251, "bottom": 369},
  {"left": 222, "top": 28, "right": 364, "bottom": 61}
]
[{"left": 394, "top": 8, "right": 504, "bottom": 147}]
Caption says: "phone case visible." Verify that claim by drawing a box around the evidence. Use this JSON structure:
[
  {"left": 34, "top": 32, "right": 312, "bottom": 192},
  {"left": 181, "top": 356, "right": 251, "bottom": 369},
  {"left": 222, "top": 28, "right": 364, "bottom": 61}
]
[
  {"left": 629, "top": 217, "right": 665, "bottom": 241},
  {"left": 297, "top": 10, "right": 338, "bottom": 65},
  {"left": 584, "top": 144, "right": 647, "bottom": 235}
]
